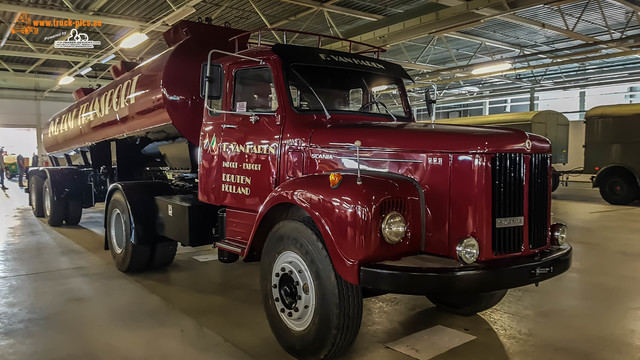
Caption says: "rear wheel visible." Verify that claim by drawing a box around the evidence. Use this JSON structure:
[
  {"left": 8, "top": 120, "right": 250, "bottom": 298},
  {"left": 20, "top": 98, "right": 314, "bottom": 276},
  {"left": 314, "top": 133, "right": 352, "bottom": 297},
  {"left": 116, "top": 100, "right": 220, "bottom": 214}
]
[
  {"left": 261, "top": 218, "right": 362, "bottom": 360},
  {"left": 65, "top": 197, "right": 83, "bottom": 225},
  {"left": 599, "top": 173, "right": 639, "bottom": 205},
  {"left": 30, "top": 175, "right": 45, "bottom": 217},
  {"left": 426, "top": 290, "right": 507, "bottom": 316},
  {"left": 43, "top": 178, "right": 65, "bottom": 226},
  {"left": 106, "top": 191, "right": 150, "bottom": 272},
  {"left": 148, "top": 241, "right": 177, "bottom": 269}
]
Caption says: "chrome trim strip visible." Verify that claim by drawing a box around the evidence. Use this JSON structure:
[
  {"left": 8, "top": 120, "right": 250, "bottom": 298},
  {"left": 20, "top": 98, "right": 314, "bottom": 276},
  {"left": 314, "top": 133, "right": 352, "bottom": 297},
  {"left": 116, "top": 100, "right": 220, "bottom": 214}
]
[{"left": 338, "top": 156, "right": 422, "bottom": 163}]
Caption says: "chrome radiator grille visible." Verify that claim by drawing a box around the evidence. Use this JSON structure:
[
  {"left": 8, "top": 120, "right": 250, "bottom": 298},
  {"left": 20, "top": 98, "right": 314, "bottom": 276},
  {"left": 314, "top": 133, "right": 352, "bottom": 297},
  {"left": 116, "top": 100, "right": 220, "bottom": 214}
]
[
  {"left": 491, "top": 153, "right": 525, "bottom": 255},
  {"left": 491, "top": 153, "right": 551, "bottom": 255},
  {"left": 528, "top": 154, "right": 550, "bottom": 249}
]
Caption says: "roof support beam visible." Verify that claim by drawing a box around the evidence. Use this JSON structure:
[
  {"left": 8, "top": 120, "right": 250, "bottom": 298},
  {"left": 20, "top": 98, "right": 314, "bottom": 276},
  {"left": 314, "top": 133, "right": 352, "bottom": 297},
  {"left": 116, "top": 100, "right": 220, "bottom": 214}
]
[
  {"left": 325, "top": 0, "right": 579, "bottom": 51},
  {"left": 611, "top": 0, "right": 640, "bottom": 12},
  {"left": 280, "top": 0, "right": 384, "bottom": 21},
  {"left": 445, "top": 32, "right": 524, "bottom": 51},
  {"left": 0, "top": 3, "right": 169, "bottom": 31},
  {"left": 0, "top": 49, "right": 118, "bottom": 65}
]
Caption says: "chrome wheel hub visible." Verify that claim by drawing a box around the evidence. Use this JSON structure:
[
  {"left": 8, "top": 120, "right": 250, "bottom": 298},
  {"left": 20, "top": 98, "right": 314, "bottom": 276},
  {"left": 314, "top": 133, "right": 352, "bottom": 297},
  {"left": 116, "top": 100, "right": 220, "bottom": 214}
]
[
  {"left": 109, "top": 208, "right": 126, "bottom": 254},
  {"left": 271, "top": 251, "right": 315, "bottom": 331},
  {"left": 43, "top": 185, "right": 51, "bottom": 217}
]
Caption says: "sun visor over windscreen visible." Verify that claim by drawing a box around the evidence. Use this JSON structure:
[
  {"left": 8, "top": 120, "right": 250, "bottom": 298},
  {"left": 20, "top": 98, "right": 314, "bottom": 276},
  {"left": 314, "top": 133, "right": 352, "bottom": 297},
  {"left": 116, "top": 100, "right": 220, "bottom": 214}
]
[{"left": 271, "top": 44, "right": 411, "bottom": 79}]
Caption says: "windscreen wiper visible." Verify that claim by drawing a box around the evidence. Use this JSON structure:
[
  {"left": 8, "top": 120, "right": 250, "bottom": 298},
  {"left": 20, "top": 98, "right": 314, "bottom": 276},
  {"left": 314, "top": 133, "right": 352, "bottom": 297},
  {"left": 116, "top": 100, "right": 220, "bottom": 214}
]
[
  {"left": 361, "top": 79, "right": 397, "bottom": 121},
  {"left": 290, "top": 68, "right": 331, "bottom": 120}
]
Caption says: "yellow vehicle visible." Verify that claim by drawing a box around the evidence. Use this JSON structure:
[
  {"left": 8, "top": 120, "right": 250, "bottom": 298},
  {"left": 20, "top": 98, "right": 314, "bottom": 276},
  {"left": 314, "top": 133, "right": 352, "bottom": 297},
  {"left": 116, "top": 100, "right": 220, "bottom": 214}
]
[
  {"left": 4, "top": 155, "right": 18, "bottom": 179},
  {"left": 3, "top": 155, "right": 29, "bottom": 179}
]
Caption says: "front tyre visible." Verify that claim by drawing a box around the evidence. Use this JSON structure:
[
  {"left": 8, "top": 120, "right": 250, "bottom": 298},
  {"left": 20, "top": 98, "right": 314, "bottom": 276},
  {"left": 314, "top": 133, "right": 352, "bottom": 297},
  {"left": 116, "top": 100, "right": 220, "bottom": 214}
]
[
  {"left": 261, "top": 219, "right": 362, "bottom": 360},
  {"left": 106, "top": 191, "right": 150, "bottom": 272},
  {"left": 426, "top": 290, "right": 507, "bottom": 316}
]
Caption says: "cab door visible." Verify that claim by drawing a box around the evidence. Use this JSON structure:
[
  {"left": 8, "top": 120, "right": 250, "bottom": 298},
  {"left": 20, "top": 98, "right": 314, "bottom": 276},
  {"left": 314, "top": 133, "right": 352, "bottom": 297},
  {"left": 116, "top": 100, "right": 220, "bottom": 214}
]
[{"left": 218, "top": 65, "right": 283, "bottom": 212}]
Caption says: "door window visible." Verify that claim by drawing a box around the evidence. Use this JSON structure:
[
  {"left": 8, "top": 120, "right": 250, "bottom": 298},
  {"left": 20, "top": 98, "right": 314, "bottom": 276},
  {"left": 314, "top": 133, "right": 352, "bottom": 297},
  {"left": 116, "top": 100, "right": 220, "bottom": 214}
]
[{"left": 233, "top": 67, "right": 278, "bottom": 112}]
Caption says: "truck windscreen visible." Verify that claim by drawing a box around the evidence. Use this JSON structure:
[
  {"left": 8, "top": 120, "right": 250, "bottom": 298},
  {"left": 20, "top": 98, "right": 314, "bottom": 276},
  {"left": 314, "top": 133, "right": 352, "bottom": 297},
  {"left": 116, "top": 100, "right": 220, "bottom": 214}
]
[{"left": 285, "top": 64, "right": 411, "bottom": 120}]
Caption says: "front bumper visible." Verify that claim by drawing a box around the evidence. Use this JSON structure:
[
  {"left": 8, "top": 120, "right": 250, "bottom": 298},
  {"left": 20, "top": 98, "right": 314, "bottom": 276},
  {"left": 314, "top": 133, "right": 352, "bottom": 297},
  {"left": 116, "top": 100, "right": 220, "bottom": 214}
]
[{"left": 360, "top": 244, "right": 572, "bottom": 295}]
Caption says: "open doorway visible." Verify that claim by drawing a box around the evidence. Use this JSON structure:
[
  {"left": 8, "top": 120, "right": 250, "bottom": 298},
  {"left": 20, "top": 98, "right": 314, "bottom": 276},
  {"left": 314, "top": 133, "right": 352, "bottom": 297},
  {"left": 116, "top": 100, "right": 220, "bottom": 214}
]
[{"left": 0, "top": 128, "right": 38, "bottom": 187}]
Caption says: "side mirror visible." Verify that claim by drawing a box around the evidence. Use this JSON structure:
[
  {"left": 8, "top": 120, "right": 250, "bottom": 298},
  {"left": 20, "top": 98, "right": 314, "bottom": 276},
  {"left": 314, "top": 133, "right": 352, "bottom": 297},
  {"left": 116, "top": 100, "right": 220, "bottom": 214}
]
[
  {"left": 425, "top": 89, "right": 437, "bottom": 117},
  {"left": 200, "top": 63, "right": 223, "bottom": 100}
]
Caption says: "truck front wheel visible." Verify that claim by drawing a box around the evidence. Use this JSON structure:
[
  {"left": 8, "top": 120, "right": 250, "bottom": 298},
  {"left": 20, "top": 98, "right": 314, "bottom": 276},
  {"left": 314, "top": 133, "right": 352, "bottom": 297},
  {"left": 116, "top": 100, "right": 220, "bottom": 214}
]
[
  {"left": 106, "top": 191, "right": 150, "bottom": 272},
  {"left": 260, "top": 219, "right": 362, "bottom": 360},
  {"left": 599, "top": 173, "right": 639, "bottom": 205},
  {"left": 426, "top": 290, "right": 507, "bottom": 316}
]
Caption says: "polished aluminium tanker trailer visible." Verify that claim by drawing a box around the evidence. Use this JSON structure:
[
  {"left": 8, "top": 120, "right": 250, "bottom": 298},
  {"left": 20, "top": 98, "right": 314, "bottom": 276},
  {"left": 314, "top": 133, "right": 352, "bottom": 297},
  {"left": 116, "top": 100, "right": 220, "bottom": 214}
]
[{"left": 28, "top": 21, "right": 572, "bottom": 360}]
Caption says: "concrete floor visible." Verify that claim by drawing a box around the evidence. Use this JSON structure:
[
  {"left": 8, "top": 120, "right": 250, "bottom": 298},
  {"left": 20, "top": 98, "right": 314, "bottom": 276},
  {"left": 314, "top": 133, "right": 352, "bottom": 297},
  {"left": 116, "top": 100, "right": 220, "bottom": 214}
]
[{"left": 1, "top": 177, "right": 639, "bottom": 359}]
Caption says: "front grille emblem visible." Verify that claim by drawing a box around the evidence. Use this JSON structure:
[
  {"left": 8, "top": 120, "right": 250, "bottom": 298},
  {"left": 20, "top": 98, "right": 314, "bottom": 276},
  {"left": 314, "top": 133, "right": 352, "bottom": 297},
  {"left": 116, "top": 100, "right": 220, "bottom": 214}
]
[{"left": 525, "top": 139, "right": 532, "bottom": 150}]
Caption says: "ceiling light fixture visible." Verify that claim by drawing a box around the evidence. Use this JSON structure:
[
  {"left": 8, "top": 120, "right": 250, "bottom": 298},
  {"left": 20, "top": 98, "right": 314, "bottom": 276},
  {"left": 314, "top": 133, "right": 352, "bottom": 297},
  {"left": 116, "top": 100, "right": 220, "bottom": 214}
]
[
  {"left": 100, "top": 54, "right": 115, "bottom": 63},
  {"left": 471, "top": 62, "right": 512, "bottom": 75},
  {"left": 58, "top": 76, "right": 75, "bottom": 85},
  {"left": 79, "top": 67, "right": 93, "bottom": 75},
  {"left": 120, "top": 32, "right": 148, "bottom": 49}
]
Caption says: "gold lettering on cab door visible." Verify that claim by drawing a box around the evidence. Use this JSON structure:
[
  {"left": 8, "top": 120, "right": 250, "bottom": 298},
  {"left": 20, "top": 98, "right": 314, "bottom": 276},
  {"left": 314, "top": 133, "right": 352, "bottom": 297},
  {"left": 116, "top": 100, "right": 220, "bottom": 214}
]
[{"left": 220, "top": 143, "right": 275, "bottom": 196}]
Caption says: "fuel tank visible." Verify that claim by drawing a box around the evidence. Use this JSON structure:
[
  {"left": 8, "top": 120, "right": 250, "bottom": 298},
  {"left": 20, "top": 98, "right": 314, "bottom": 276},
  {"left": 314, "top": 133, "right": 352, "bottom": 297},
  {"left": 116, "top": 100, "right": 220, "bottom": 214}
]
[{"left": 43, "top": 21, "right": 248, "bottom": 154}]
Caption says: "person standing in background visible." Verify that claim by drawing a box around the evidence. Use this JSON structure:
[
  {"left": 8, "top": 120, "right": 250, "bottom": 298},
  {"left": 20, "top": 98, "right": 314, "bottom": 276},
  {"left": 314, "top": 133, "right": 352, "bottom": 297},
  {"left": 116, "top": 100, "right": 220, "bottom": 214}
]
[
  {"left": 0, "top": 148, "right": 7, "bottom": 190},
  {"left": 17, "top": 154, "right": 25, "bottom": 187},
  {"left": 32, "top": 153, "right": 38, "bottom": 168}
]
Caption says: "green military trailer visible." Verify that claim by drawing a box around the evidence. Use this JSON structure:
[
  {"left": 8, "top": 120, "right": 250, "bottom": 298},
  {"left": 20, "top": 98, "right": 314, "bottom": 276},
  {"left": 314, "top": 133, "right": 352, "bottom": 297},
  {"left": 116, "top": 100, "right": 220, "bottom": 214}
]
[
  {"left": 432, "top": 110, "right": 570, "bottom": 191},
  {"left": 585, "top": 103, "right": 640, "bottom": 205}
]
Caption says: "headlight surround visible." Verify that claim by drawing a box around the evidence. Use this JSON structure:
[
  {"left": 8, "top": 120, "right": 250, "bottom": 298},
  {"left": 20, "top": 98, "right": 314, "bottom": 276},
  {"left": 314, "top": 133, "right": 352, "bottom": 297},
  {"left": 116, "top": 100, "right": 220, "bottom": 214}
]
[
  {"left": 550, "top": 223, "right": 567, "bottom": 245},
  {"left": 381, "top": 211, "right": 406, "bottom": 244},
  {"left": 456, "top": 237, "right": 480, "bottom": 264}
]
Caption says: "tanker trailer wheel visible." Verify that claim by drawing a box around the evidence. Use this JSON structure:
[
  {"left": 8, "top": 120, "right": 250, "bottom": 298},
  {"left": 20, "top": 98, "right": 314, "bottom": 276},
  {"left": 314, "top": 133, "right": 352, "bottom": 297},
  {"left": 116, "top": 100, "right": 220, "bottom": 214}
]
[
  {"left": 148, "top": 240, "right": 178, "bottom": 269},
  {"left": 43, "top": 178, "right": 65, "bottom": 226},
  {"left": 599, "top": 172, "right": 639, "bottom": 205},
  {"left": 106, "top": 190, "right": 150, "bottom": 272},
  {"left": 29, "top": 175, "right": 45, "bottom": 217},
  {"left": 260, "top": 218, "right": 362, "bottom": 360},
  {"left": 426, "top": 290, "right": 507, "bottom": 316},
  {"left": 65, "top": 197, "right": 83, "bottom": 226}
]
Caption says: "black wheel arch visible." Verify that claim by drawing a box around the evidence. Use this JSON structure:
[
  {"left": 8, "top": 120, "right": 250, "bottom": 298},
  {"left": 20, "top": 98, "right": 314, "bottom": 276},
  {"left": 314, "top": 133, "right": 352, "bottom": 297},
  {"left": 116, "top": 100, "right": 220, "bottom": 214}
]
[
  {"left": 28, "top": 167, "right": 84, "bottom": 202},
  {"left": 244, "top": 203, "right": 312, "bottom": 262},
  {"left": 103, "top": 181, "right": 175, "bottom": 250}
]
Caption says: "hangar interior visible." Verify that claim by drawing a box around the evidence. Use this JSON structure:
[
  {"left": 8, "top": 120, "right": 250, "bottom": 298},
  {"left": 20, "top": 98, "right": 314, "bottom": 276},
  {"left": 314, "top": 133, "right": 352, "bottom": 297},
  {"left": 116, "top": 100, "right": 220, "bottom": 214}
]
[{"left": 0, "top": 0, "right": 639, "bottom": 359}]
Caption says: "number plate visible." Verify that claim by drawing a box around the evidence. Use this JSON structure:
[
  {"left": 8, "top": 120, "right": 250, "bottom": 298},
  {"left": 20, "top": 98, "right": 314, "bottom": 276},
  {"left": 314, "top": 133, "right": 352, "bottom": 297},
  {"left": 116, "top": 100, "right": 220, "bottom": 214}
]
[{"left": 495, "top": 216, "right": 524, "bottom": 228}]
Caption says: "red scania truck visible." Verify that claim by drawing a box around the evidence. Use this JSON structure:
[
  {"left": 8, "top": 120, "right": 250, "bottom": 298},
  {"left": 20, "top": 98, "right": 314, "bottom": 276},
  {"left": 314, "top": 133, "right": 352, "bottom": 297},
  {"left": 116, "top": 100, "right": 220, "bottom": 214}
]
[{"left": 28, "top": 21, "right": 571, "bottom": 360}]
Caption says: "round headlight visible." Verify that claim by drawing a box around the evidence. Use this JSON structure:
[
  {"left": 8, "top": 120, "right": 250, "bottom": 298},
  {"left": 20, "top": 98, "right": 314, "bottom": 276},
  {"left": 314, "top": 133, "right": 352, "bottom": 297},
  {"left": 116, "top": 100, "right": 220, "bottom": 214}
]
[
  {"left": 381, "top": 211, "right": 406, "bottom": 244},
  {"left": 456, "top": 237, "right": 480, "bottom": 264},
  {"left": 551, "top": 223, "right": 567, "bottom": 245}
]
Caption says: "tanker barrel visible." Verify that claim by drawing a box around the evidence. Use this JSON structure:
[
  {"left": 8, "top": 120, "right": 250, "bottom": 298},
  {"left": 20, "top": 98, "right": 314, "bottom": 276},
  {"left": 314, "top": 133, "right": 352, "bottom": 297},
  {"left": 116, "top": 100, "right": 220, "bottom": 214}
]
[{"left": 43, "top": 21, "right": 249, "bottom": 155}]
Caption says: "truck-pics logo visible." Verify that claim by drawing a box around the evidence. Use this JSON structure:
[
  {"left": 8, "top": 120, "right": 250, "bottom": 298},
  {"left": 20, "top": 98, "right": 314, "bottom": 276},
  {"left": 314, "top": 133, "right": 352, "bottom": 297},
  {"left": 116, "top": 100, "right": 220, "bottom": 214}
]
[
  {"left": 54, "top": 28, "right": 101, "bottom": 49},
  {"left": 11, "top": 14, "right": 38, "bottom": 35}
]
